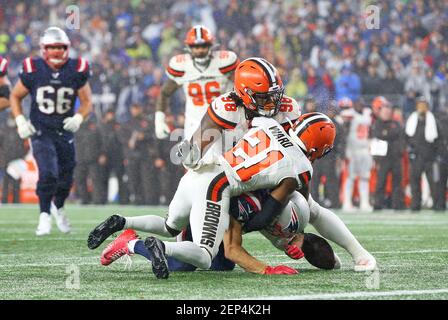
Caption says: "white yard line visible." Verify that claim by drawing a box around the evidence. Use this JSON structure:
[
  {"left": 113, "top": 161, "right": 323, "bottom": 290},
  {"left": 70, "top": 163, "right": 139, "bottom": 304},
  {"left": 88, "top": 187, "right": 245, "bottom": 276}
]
[{"left": 244, "top": 288, "right": 448, "bottom": 300}]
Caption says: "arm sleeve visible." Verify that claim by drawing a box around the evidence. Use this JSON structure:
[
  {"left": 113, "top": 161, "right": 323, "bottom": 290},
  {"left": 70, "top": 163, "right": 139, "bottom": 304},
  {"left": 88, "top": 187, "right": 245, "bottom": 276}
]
[{"left": 242, "top": 195, "right": 284, "bottom": 233}]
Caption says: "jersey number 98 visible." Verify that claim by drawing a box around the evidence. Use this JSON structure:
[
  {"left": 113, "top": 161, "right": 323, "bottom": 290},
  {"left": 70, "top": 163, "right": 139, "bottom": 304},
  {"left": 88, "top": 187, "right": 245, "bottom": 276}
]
[{"left": 36, "top": 86, "right": 74, "bottom": 115}]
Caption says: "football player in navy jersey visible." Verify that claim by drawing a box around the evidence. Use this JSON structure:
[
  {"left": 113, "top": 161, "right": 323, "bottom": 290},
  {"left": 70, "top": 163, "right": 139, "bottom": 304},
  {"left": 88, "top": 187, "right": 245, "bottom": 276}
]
[
  {"left": 0, "top": 56, "right": 10, "bottom": 111},
  {"left": 10, "top": 27, "right": 92, "bottom": 236}
]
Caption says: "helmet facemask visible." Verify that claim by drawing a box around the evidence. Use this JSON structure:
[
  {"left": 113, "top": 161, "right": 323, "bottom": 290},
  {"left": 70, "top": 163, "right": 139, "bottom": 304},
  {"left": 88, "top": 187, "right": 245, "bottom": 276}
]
[
  {"left": 245, "top": 85, "right": 284, "bottom": 117},
  {"left": 187, "top": 44, "right": 213, "bottom": 67}
]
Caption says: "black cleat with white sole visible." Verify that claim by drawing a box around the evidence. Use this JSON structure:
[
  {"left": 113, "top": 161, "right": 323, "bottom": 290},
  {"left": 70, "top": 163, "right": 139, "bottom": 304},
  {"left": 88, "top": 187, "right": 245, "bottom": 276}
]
[
  {"left": 87, "top": 214, "right": 126, "bottom": 249},
  {"left": 145, "top": 236, "right": 169, "bottom": 279}
]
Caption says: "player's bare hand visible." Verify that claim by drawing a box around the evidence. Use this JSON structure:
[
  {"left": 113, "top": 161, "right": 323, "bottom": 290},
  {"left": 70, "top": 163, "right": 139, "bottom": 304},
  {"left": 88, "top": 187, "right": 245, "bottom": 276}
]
[{"left": 15, "top": 115, "right": 36, "bottom": 139}]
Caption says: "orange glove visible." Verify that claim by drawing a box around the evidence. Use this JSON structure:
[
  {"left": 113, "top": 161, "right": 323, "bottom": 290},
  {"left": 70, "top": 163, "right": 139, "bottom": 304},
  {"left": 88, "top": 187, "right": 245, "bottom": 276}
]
[{"left": 263, "top": 265, "right": 299, "bottom": 275}]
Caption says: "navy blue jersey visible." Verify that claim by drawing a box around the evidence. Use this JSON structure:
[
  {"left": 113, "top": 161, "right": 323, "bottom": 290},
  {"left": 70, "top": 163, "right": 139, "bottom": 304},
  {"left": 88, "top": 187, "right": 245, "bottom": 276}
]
[
  {"left": 0, "top": 56, "right": 8, "bottom": 76},
  {"left": 20, "top": 56, "right": 91, "bottom": 132}
]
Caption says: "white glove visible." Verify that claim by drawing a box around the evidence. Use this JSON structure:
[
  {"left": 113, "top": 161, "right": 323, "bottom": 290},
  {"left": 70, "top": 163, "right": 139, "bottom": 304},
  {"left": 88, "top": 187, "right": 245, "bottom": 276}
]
[
  {"left": 155, "top": 111, "right": 171, "bottom": 139},
  {"left": 15, "top": 115, "right": 36, "bottom": 139},
  {"left": 176, "top": 139, "right": 202, "bottom": 170},
  {"left": 63, "top": 113, "right": 84, "bottom": 132}
]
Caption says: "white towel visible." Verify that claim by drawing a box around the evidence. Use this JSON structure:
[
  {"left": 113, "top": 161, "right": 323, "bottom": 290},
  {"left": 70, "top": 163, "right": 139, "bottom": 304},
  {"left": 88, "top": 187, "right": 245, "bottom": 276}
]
[{"left": 405, "top": 111, "right": 438, "bottom": 143}]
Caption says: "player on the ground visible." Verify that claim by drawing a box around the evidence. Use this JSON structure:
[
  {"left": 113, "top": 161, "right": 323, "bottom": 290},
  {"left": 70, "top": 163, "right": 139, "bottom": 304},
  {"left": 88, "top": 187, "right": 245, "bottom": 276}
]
[
  {"left": 155, "top": 25, "right": 239, "bottom": 140},
  {"left": 0, "top": 56, "right": 10, "bottom": 111},
  {"left": 10, "top": 27, "right": 92, "bottom": 235},
  {"left": 99, "top": 182, "right": 341, "bottom": 275}
]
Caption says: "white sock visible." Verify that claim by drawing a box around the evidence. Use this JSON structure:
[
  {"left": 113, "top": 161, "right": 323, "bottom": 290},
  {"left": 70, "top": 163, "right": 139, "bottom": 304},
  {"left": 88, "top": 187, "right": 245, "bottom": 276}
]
[
  {"left": 164, "top": 241, "right": 212, "bottom": 269},
  {"left": 124, "top": 216, "right": 172, "bottom": 237},
  {"left": 359, "top": 179, "right": 371, "bottom": 207},
  {"left": 127, "top": 239, "right": 139, "bottom": 254},
  {"left": 309, "top": 196, "right": 368, "bottom": 260},
  {"left": 344, "top": 178, "right": 354, "bottom": 206}
]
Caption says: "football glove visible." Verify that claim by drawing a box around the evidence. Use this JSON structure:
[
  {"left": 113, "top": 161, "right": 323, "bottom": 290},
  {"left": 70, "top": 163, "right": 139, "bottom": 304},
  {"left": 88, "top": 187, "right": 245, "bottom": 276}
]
[
  {"left": 176, "top": 139, "right": 202, "bottom": 170},
  {"left": 285, "top": 244, "right": 305, "bottom": 260},
  {"left": 264, "top": 265, "right": 299, "bottom": 275},
  {"left": 155, "top": 111, "right": 171, "bottom": 139},
  {"left": 63, "top": 113, "right": 83, "bottom": 132},
  {"left": 15, "top": 114, "right": 36, "bottom": 139}
]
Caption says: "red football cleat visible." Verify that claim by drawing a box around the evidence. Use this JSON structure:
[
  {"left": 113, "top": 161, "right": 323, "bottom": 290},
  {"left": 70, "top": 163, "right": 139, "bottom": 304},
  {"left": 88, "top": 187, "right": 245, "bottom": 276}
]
[{"left": 100, "top": 229, "right": 138, "bottom": 266}]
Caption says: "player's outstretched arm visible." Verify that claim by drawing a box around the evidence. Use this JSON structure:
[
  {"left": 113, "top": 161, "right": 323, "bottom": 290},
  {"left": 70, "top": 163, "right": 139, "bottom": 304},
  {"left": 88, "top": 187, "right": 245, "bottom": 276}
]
[
  {"left": 178, "top": 107, "right": 222, "bottom": 170},
  {"left": 243, "top": 178, "right": 298, "bottom": 233},
  {"left": 224, "top": 217, "right": 297, "bottom": 275},
  {"left": 63, "top": 82, "right": 92, "bottom": 132}
]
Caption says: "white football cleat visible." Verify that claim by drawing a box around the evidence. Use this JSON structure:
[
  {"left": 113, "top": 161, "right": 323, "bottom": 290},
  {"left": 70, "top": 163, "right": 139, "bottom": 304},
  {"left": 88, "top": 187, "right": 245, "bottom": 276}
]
[
  {"left": 354, "top": 253, "right": 377, "bottom": 272},
  {"left": 333, "top": 253, "right": 342, "bottom": 270},
  {"left": 36, "top": 212, "right": 52, "bottom": 236},
  {"left": 360, "top": 203, "right": 373, "bottom": 213},
  {"left": 342, "top": 202, "right": 355, "bottom": 212},
  {"left": 51, "top": 204, "right": 71, "bottom": 233}
]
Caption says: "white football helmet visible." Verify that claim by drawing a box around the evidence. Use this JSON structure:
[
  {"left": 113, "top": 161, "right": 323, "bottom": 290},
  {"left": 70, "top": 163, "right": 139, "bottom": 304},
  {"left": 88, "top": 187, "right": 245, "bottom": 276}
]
[{"left": 40, "top": 27, "right": 71, "bottom": 68}]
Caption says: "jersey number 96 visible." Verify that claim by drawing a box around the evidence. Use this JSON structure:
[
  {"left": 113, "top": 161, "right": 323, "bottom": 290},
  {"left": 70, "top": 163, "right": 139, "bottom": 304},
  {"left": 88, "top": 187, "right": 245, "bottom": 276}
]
[{"left": 36, "top": 86, "right": 74, "bottom": 115}]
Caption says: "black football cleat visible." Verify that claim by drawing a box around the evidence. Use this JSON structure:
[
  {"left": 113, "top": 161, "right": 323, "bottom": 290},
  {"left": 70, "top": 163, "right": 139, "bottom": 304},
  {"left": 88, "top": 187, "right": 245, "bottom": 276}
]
[
  {"left": 87, "top": 214, "right": 126, "bottom": 250},
  {"left": 144, "top": 236, "right": 169, "bottom": 279}
]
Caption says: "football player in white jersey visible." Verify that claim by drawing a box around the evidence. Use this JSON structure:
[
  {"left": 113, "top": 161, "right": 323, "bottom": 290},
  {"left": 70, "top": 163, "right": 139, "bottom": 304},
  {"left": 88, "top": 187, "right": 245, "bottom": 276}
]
[
  {"left": 155, "top": 25, "right": 239, "bottom": 140},
  {"left": 341, "top": 98, "right": 374, "bottom": 212}
]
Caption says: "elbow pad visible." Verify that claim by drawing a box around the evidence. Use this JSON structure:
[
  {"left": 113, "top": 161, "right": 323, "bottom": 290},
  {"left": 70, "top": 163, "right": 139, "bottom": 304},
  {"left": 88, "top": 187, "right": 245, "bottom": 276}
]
[
  {"left": 243, "top": 195, "right": 283, "bottom": 233},
  {"left": 0, "top": 85, "right": 10, "bottom": 99}
]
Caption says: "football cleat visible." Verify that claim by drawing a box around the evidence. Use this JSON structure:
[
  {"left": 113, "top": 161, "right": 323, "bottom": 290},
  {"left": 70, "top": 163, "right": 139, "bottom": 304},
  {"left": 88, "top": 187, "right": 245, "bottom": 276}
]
[
  {"left": 354, "top": 253, "right": 377, "bottom": 272},
  {"left": 87, "top": 214, "right": 126, "bottom": 249},
  {"left": 51, "top": 203, "right": 71, "bottom": 233},
  {"left": 36, "top": 212, "right": 52, "bottom": 236},
  {"left": 100, "top": 229, "right": 138, "bottom": 266},
  {"left": 144, "top": 236, "right": 169, "bottom": 279}
]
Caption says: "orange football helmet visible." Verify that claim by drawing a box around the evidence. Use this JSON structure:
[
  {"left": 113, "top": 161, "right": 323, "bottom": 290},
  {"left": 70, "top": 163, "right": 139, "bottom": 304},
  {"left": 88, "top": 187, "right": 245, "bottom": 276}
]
[
  {"left": 289, "top": 112, "right": 336, "bottom": 162},
  {"left": 184, "top": 25, "right": 214, "bottom": 66},
  {"left": 184, "top": 25, "right": 214, "bottom": 46},
  {"left": 371, "top": 96, "right": 390, "bottom": 115},
  {"left": 234, "top": 57, "right": 284, "bottom": 117}
]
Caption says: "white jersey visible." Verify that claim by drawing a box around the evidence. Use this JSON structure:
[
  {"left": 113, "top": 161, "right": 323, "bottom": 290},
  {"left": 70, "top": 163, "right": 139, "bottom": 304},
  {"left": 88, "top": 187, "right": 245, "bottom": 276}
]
[
  {"left": 204, "top": 91, "right": 302, "bottom": 161},
  {"left": 166, "top": 50, "right": 239, "bottom": 139},
  {"left": 344, "top": 108, "right": 372, "bottom": 151},
  {"left": 218, "top": 117, "right": 313, "bottom": 197}
]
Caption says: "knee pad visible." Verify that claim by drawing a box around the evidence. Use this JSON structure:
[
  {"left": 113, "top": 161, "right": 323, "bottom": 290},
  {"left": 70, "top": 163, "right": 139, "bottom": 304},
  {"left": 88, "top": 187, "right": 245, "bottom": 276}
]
[{"left": 58, "top": 169, "right": 74, "bottom": 190}]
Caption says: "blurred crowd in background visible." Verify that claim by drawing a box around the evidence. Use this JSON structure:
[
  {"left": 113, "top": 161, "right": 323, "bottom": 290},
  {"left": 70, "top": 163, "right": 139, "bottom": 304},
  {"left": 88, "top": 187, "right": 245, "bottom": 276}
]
[{"left": 0, "top": 0, "right": 447, "bottom": 210}]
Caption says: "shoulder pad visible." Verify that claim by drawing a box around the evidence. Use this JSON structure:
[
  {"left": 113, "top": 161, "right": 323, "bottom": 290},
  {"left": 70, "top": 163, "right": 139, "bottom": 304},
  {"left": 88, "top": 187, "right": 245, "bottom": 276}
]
[
  {"left": 166, "top": 54, "right": 188, "bottom": 78},
  {"left": 22, "top": 57, "right": 37, "bottom": 73},
  {"left": 76, "top": 57, "right": 90, "bottom": 73},
  {"left": 277, "top": 95, "right": 302, "bottom": 130},
  {"left": 217, "top": 51, "right": 239, "bottom": 74},
  {"left": 0, "top": 57, "right": 8, "bottom": 76},
  {"left": 207, "top": 93, "right": 238, "bottom": 129}
]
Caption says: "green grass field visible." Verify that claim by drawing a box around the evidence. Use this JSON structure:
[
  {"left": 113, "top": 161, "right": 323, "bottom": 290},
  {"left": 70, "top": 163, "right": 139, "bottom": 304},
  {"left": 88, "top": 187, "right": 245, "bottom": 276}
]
[{"left": 0, "top": 205, "right": 447, "bottom": 300}]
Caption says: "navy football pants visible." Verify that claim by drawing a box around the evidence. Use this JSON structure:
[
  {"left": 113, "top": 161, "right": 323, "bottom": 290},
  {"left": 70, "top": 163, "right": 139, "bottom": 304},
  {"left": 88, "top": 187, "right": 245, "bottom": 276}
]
[{"left": 31, "top": 133, "right": 76, "bottom": 213}]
